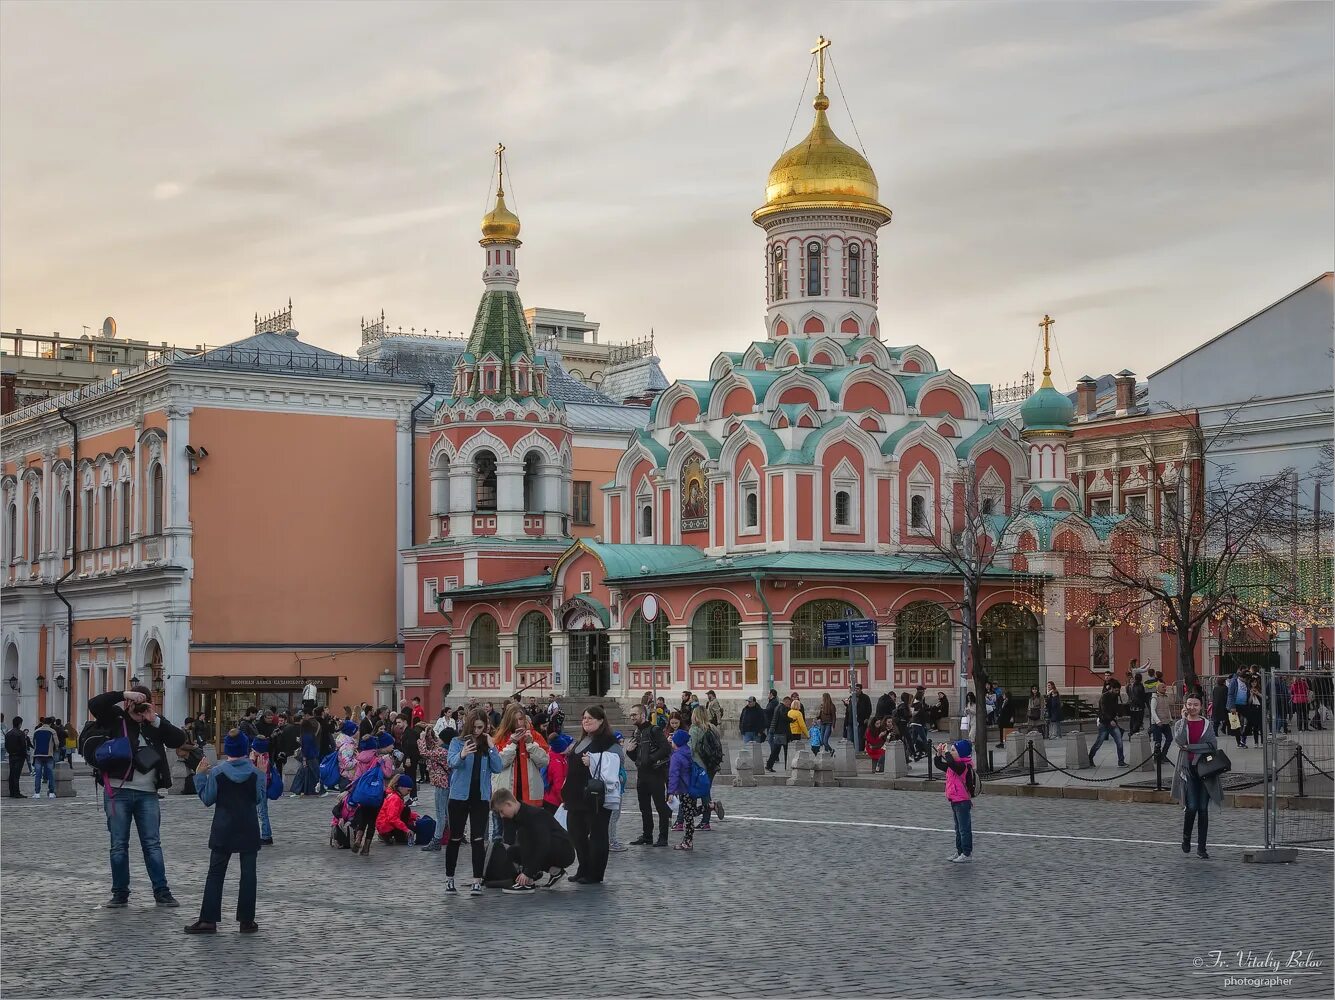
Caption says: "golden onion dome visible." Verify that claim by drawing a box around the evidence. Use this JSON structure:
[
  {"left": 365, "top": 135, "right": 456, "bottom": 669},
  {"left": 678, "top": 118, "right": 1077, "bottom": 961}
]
[
  {"left": 753, "top": 92, "right": 890, "bottom": 225},
  {"left": 480, "top": 188, "right": 521, "bottom": 243}
]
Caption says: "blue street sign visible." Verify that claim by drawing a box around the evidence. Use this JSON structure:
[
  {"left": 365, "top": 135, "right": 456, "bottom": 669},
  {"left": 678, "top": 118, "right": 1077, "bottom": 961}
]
[{"left": 823, "top": 618, "right": 878, "bottom": 648}]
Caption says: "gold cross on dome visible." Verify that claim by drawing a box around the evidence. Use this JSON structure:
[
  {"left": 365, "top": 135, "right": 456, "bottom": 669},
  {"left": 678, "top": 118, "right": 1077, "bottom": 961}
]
[
  {"left": 1039, "top": 314, "right": 1055, "bottom": 378},
  {"left": 495, "top": 141, "right": 506, "bottom": 197},
  {"left": 811, "top": 35, "right": 831, "bottom": 93}
]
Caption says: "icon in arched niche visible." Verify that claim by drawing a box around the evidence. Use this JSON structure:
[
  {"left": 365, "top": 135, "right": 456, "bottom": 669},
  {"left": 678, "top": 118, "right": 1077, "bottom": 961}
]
[{"left": 681, "top": 454, "right": 709, "bottom": 531}]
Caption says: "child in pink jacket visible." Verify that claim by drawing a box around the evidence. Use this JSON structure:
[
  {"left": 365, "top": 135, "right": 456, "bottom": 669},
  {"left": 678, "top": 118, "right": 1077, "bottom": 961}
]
[{"left": 933, "top": 739, "right": 976, "bottom": 862}]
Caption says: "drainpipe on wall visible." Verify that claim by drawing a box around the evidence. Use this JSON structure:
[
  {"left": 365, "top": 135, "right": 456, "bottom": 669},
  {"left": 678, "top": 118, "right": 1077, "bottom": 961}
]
[
  {"left": 408, "top": 382, "right": 435, "bottom": 547},
  {"left": 54, "top": 407, "right": 78, "bottom": 722},
  {"left": 752, "top": 571, "right": 774, "bottom": 693}
]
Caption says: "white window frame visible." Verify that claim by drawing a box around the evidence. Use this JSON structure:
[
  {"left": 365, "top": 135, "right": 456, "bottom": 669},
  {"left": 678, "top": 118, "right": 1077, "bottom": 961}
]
[
  {"left": 580, "top": 571, "right": 593, "bottom": 594},
  {"left": 636, "top": 494, "right": 654, "bottom": 540},
  {"left": 1090, "top": 497, "right": 1112, "bottom": 517},
  {"left": 907, "top": 464, "right": 935, "bottom": 537},
  {"left": 739, "top": 464, "right": 761, "bottom": 536},
  {"left": 423, "top": 578, "right": 439, "bottom": 614},
  {"left": 1091, "top": 625, "right": 1114, "bottom": 673},
  {"left": 1125, "top": 493, "right": 1147, "bottom": 523},
  {"left": 977, "top": 468, "right": 1006, "bottom": 517},
  {"left": 829, "top": 459, "right": 860, "bottom": 534}
]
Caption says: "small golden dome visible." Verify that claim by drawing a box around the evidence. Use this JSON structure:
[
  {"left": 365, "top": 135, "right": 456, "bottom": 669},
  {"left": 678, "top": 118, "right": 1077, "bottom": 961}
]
[
  {"left": 480, "top": 189, "right": 521, "bottom": 243},
  {"left": 753, "top": 96, "right": 890, "bottom": 225}
]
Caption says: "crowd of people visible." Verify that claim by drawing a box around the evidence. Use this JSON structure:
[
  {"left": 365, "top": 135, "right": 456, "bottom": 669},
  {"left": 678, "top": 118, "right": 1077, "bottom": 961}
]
[{"left": 3, "top": 714, "right": 78, "bottom": 799}]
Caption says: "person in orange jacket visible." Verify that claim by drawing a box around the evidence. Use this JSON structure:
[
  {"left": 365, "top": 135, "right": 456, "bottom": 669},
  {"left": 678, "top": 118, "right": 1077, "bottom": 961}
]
[{"left": 376, "top": 775, "right": 419, "bottom": 845}]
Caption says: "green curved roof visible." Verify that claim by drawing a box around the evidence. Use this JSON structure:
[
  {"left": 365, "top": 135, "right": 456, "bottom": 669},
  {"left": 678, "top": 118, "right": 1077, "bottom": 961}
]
[
  {"left": 746, "top": 340, "right": 780, "bottom": 359},
  {"left": 579, "top": 541, "right": 704, "bottom": 580},
  {"left": 880, "top": 419, "right": 927, "bottom": 456},
  {"left": 630, "top": 428, "right": 669, "bottom": 467},
  {"left": 1020, "top": 383, "right": 1075, "bottom": 431},
  {"left": 954, "top": 420, "right": 1012, "bottom": 459}
]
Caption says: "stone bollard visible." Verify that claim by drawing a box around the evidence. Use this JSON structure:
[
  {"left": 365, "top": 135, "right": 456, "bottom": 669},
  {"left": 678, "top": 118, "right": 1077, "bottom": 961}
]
[
  {"left": 813, "top": 753, "right": 836, "bottom": 787},
  {"left": 1064, "top": 730, "right": 1091, "bottom": 770},
  {"left": 1272, "top": 737, "right": 1301, "bottom": 794},
  {"left": 732, "top": 742, "right": 762, "bottom": 787},
  {"left": 1004, "top": 729, "right": 1027, "bottom": 763},
  {"left": 948, "top": 716, "right": 962, "bottom": 741},
  {"left": 831, "top": 739, "right": 858, "bottom": 777},
  {"left": 54, "top": 768, "right": 78, "bottom": 798},
  {"left": 1128, "top": 732, "right": 1153, "bottom": 771},
  {"left": 881, "top": 739, "right": 909, "bottom": 778},
  {"left": 786, "top": 747, "right": 817, "bottom": 787}
]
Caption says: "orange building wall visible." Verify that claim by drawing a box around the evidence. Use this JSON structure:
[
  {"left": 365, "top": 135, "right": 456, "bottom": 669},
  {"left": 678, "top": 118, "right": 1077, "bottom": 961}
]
[
  {"left": 570, "top": 444, "right": 622, "bottom": 540},
  {"left": 188, "top": 408, "right": 399, "bottom": 645}
]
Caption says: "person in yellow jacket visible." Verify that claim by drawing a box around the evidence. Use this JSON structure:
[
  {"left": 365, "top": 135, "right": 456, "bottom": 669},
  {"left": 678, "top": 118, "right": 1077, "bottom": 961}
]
[{"left": 787, "top": 696, "right": 809, "bottom": 741}]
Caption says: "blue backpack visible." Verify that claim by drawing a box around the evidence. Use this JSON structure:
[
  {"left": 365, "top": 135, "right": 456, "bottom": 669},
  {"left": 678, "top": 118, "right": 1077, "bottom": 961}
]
[
  {"left": 687, "top": 761, "right": 712, "bottom": 799},
  {"left": 319, "top": 751, "right": 342, "bottom": 789},
  {"left": 348, "top": 765, "right": 385, "bottom": 808},
  {"left": 266, "top": 765, "right": 284, "bottom": 800}
]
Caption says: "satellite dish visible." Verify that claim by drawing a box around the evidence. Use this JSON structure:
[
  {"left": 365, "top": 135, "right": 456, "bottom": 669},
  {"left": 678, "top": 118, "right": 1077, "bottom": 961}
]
[{"left": 102, "top": 317, "right": 117, "bottom": 338}]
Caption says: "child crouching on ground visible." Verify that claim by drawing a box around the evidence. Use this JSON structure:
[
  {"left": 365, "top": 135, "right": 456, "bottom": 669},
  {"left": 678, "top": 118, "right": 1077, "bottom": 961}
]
[
  {"left": 185, "top": 729, "right": 264, "bottom": 934},
  {"left": 377, "top": 775, "right": 419, "bottom": 845},
  {"left": 933, "top": 738, "right": 977, "bottom": 863}
]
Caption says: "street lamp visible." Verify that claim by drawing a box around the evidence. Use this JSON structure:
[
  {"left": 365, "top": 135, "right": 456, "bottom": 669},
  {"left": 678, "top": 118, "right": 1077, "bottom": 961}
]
[
  {"left": 36, "top": 675, "right": 46, "bottom": 690},
  {"left": 55, "top": 675, "right": 67, "bottom": 690}
]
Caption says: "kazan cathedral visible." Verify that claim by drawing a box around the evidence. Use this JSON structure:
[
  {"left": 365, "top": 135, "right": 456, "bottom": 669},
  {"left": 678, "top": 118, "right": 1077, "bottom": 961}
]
[{"left": 401, "top": 43, "right": 1198, "bottom": 716}]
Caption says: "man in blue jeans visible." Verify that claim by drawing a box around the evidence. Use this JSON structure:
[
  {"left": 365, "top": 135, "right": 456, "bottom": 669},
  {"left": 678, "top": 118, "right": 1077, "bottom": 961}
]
[
  {"left": 88, "top": 686, "right": 187, "bottom": 908},
  {"left": 30, "top": 718, "right": 58, "bottom": 798},
  {"left": 1088, "top": 680, "right": 1127, "bottom": 767}
]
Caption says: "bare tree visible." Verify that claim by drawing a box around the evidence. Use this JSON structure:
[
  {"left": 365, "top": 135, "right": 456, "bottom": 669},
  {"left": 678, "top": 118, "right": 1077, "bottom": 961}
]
[
  {"left": 902, "top": 462, "right": 1026, "bottom": 774},
  {"left": 1069, "top": 406, "right": 1302, "bottom": 694}
]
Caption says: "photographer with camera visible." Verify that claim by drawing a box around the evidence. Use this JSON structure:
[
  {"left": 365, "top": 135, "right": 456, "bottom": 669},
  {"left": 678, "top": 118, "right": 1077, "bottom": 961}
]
[{"left": 86, "top": 684, "right": 187, "bottom": 908}]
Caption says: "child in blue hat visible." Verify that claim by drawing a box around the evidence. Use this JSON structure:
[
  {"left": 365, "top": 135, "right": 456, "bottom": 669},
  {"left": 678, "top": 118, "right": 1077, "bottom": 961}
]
[
  {"left": 185, "top": 729, "right": 264, "bottom": 934},
  {"left": 933, "top": 738, "right": 977, "bottom": 862}
]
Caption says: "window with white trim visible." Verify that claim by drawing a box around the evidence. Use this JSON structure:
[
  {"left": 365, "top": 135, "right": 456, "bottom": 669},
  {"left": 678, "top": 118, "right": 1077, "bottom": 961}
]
[
  {"left": 739, "top": 465, "right": 760, "bottom": 535},
  {"left": 423, "top": 578, "right": 439, "bottom": 614},
  {"left": 907, "top": 465, "right": 934, "bottom": 536},
  {"left": 1090, "top": 497, "right": 1111, "bottom": 517},
  {"left": 637, "top": 496, "right": 653, "bottom": 540},
  {"left": 580, "top": 571, "right": 593, "bottom": 594},
  {"left": 1125, "top": 494, "right": 1147, "bottom": 523},
  {"left": 829, "top": 459, "right": 860, "bottom": 534}
]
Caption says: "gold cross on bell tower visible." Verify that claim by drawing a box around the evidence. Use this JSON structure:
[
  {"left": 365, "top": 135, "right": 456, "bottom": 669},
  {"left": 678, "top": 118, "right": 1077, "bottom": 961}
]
[
  {"left": 811, "top": 35, "right": 831, "bottom": 97},
  {"left": 495, "top": 141, "right": 506, "bottom": 197},
  {"left": 1039, "top": 314, "right": 1055, "bottom": 384}
]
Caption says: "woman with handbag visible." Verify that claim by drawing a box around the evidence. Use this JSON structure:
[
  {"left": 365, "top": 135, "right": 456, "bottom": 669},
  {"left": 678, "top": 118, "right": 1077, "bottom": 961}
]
[
  {"left": 1171, "top": 693, "right": 1226, "bottom": 859},
  {"left": 561, "top": 706, "right": 620, "bottom": 885}
]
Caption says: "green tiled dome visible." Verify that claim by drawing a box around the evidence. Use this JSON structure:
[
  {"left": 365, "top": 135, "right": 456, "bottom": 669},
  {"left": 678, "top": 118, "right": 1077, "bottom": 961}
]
[{"left": 1020, "top": 383, "right": 1074, "bottom": 431}]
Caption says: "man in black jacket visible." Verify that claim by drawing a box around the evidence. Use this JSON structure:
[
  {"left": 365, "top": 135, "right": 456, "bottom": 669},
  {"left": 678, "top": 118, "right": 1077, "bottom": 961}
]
[
  {"left": 624, "top": 707, "right": 671, "bottom": 846},
  {"left": 4, "top": 717, "right": 27, "bottom": 798},
  {"left": 761, "top": 690, "right": 779, "bottom": 732},
  {"left": 88, "top": 685, "right": 187, "bottom": 908},
  {"left": 739, "top": 697, "right": 767, "bottom": 744},
  {"left": 1088, "top": 680, "right": 1127, "bottom": 767}
]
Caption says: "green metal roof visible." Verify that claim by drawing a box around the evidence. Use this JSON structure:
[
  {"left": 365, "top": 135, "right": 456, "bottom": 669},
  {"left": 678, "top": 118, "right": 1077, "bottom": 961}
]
[
  {"left": 1020, "top": 383, "right": 1075, "bottom": 431},
  {"left": 894, "top": 372, "right": 932, "bottom": 406},
  {"left": 578, "top": 541, "right": 705, "bottom": 579},
  {"left": 880, "top": 420, "right": 927, "bottom": 456},
  {"left": 448, "top": 572, "right": 553, "bottom": 598},
  {"left": 630, "top": 428, "right": 669, "bottom": 466},
  {"left": 603, "top": 548, "right": 1034, "bottom": 584},
  {"left": 953, "top": 420, "right": 1011, "bottom": 459},
  {"left": 458, "top": 289, "right": 537, "bottom": 400},
  {"left": 737, "top": 420, "right": 791, "bottom": 464},
  {"left": 747, "top": 340, "right": 780, "bottom": 359}
]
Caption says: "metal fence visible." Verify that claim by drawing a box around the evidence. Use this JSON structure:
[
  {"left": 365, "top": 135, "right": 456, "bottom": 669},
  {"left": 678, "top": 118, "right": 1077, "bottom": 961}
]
[{"left": 1263, "top": 669, "right": 1334, "bottom": 851}]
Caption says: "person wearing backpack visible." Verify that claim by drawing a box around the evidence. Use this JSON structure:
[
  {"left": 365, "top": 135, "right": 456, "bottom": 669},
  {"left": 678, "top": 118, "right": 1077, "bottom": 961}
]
[
  {"left": 348, "top": 735, "right": 395, "bottom": 855},
  {"left": 687, "top": 707, "right": 724, "bottom": 830},
  {"left": 625, "top": 706, "right": 671, "bottom": 847},
  {"left": 184, "top": 729, "right": 264, "bottom": 934},
  {"left": 87, "top": 685, "right": 187, "bottom": 908},
  {"left": 666, "top": 729, "right": 698, "bottom": 851},
  {"left": 561, "top": 706, "right": 620, "bottom": 884},
  {"left": 444, "top": 709, "right": 505, "bottom": 895},
  {"left": 933, "top": 739, "right": 977, "bottom": 863}
]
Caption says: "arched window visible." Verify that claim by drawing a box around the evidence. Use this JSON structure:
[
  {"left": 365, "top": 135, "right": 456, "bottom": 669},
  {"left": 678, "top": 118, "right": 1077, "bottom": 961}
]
[
  {"left": 28, "top": 496, "right": 41, "bottom": 562},
  {"left": 100, "top": 483, "right": 112, "bottom": 547},
  {"left": 149, "top": 464, "right": 164, "bottom": 535},
  {"left": 474, "top": 451, "right": 497, "bottom": 511},
  {"left": 791, "top": 599, "right": 867, "bottom": 661},
  {"left": 80, "top": 486, "right": 92, "bottom": 550},
  {"left": 59, "top": 488, "right": 70, "bottom": 554},
  {"left": 691, "top": 600, "right": 741, "bottom": 662},
  {"left": 771, "top": 245, "right": 785, "bottom": 300},
  {"left": 744, "top": 491, "right": 759, "bottom": 529},
  {"left": 895, "top": 601, "right": 952, "bottom": 661},
  {"left": 629, "top": 610, "right": 669, "bottom": 664},
  {"left": 910, "top": 494, "right": 927, "bottom": 530},
  {"left": 848, "top": 243, "right": 861, "bottom": 297},
  {"left": 522, "top": 451, "right": 542, "bottom": 513},
  {"left": 979, "top": 603, "right": 1040, "bottom": 691},
  {"left": 485, "top": 369, "right": 497, "bottom": 392},
  {"left": 806, "top": 241, "right": 822, "bottom": 296},
  {"left": 981, "top": 497, "right": 995, "bottom": 516},
  {"left": 469, "top": 614, "right": 500, "bottom": 666},
  {"left": 517, "top": 611, "right": 552, "bottom": 665},
  {"left": 118, "top": 479, "right": 131, "bottom": 544},
  {"left": 639, "top": 504, "right": 653, "bottom": 539},
  {"left": 4, "top": 502, "right": 14, "bottom": 562},
  {"left": 834, "top": 490, "right": 852, "bottom": 527}
]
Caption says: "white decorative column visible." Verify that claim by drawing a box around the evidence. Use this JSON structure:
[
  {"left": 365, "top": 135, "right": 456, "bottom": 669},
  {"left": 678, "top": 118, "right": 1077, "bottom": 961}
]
[
  {"left": 164, "top": 405, "right": 192, "bottom": 566},
  {"left": 496, "top": 459, "right": 524, "bottom": 536},
  {"left": 549, "top": 633, "right": 568, "bottom": 696},
  {"left": 448, "top": 462, "right": 475, "bottom": 539},
  {"left": 429, "top": 462, "right": 449, "bottom": 540},
  {"left": 667, "top": 625, "right": 692, "bottom": 695},
  {"left": 608, "top": 628, "right": 629, "bottom": 697},
  {"left": 542, "top": 465, "right": 564, "bottom": 538}
]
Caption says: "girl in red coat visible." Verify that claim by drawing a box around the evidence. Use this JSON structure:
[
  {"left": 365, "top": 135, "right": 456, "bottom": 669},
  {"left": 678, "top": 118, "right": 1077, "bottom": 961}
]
[
  {"left": 865, "top": 718, "right": 889, "bottom": 773},
  {"left": 376, "top": 775, "right": 419, "bottom": 845}
]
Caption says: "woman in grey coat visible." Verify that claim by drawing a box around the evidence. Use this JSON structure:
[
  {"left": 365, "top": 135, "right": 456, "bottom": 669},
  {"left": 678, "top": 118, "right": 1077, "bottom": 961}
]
[{"left": 1171, "top": 692, "right": 1225, "bottom": 859}]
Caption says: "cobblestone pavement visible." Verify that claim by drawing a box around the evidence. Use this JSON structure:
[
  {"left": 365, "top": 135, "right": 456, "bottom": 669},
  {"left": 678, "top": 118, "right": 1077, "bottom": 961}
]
[{"left": 2, "top": 784, "right": 1332, "bottom": 999}]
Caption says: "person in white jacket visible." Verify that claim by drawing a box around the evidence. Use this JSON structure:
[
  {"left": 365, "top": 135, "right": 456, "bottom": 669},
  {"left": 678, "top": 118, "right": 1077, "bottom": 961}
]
[{"left": 1149, "top": 686, "right": 1173, "bottom": 758}]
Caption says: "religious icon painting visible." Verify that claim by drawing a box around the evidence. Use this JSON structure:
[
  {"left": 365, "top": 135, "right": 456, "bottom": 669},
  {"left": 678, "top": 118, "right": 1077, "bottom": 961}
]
[{"left": 680, "top": 453, "right": 710, "bottom": 530}]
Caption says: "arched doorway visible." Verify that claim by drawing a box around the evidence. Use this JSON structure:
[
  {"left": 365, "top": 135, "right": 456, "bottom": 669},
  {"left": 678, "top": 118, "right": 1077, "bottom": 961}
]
[
  {"left": 2, "top": 642, "right": 18, "bottom": 723},
  {"left": 979, "top": 603, "right": 1039, "bottom": 693},
  {"left": 561, "top": 597, "right": 609, "bottom": 697}
]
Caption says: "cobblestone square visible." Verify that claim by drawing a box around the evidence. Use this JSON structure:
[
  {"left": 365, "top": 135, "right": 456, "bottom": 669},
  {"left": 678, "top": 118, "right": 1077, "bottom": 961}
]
[{"left": 2, "top": 784, "right": 1332, "bottom": 999}]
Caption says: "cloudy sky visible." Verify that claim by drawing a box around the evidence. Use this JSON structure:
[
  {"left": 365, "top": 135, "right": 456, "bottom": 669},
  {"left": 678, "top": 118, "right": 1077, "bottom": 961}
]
[{"left": 1, "top": 1, "right": 1331, "bottom": 388}]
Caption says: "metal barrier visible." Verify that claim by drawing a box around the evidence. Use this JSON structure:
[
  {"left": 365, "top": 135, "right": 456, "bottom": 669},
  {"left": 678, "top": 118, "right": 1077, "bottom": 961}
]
[{"left": 1261, "top": 669, "right": 1334, "bottom": 855}]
